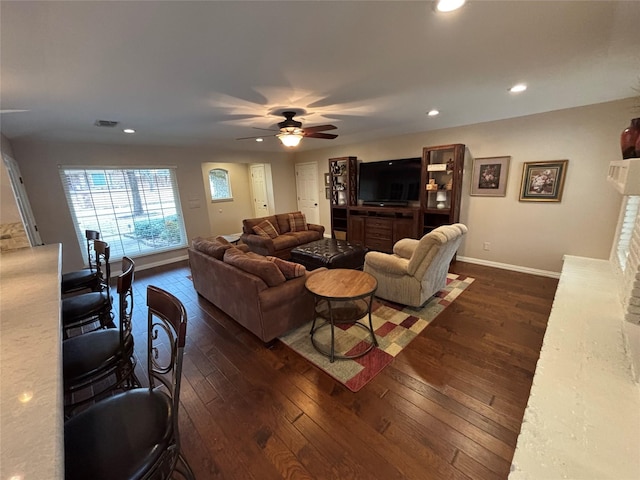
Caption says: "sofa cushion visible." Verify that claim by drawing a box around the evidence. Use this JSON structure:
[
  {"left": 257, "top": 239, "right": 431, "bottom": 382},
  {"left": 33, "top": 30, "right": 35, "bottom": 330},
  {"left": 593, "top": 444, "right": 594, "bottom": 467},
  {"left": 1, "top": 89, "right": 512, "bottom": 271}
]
[
  {"left": 192, "top": 237, "right": 230, "bottom": 260},
  {"left": 223, "top": 247, "right": 286, "bottom": 287},
  {"left": 215, "top": 235, "right": 232, "bottom": 246},
  {"left": 253, "top": 219, "right": 279, "bottom": 239},
  {"left": 286, "top": 230, "right": 320, "bottom": 245},
  {"left": 266, "top": 256, "right": 306, "bottom": 279},
  {"left": 288, "top": 212, "right": 308, "bottom": 232},
  {"left": 274, "top": 213, "right": 292, "bottom": 234},
  {"left": 272, "top": 233, "right": 301, "bottom": 251}
]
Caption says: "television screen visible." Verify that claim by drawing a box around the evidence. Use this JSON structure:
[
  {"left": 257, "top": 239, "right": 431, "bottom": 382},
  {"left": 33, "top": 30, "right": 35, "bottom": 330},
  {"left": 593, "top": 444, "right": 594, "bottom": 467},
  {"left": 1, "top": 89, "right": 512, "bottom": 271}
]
[{"left": 358, "top": 158, "right": 421, "bottom": 206}]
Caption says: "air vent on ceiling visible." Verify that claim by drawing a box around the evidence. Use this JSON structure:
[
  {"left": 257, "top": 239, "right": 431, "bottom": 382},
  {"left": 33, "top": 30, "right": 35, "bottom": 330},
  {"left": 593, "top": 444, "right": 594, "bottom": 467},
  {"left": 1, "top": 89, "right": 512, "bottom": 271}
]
[{"left": 94, "top": 119, "right": 119, "bottom": 128}]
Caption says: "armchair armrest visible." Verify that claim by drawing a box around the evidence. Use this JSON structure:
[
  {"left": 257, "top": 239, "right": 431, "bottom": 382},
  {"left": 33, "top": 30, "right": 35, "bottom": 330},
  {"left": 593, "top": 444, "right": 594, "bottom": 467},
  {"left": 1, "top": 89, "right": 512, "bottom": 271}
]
[
  {"left": 393, "top": 238, "right": 419, "bottom": 260},
  {"left": 364, "top": 251, "right": 409, "bottom": 276},
  {"left": 239, "top": 233, "right": 276, "bottom": 256},
  {"left": 307, "top": 223, "right": 325, "bottom": 236}
]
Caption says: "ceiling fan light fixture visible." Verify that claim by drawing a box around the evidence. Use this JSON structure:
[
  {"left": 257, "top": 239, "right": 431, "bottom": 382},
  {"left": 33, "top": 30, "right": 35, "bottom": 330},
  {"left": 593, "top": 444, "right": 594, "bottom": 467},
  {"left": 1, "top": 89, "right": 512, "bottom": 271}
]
[
  {"left": 435, "top": 0, "right": 466, "bottom": 13},
  {"left": 509, "top": 83, "right": 527, "bottom": 93},
  {"left": 277, "top": 133, "right": 303, "bottom": 147}
]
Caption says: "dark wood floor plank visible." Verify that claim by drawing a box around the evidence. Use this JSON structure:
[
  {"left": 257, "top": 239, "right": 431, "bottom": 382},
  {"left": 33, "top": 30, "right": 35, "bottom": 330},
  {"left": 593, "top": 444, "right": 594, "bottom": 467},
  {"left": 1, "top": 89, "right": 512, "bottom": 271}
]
[{"left": 119, "top": 260, "right": 557, "bottom": 480}]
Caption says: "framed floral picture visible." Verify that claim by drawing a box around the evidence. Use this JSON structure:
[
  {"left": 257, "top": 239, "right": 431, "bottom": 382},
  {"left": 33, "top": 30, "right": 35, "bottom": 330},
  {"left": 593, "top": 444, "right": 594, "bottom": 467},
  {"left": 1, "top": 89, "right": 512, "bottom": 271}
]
[
  {"left": 470, "top": 156, "right": 510, "bottom": 196},
  {"left": 519, "top": 160, "right": 568, "bottom": 202}
]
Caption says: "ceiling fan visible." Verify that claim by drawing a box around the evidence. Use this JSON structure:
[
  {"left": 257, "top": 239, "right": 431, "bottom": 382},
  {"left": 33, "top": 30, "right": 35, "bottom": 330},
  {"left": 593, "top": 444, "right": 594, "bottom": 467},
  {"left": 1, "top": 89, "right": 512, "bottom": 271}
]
[{"left": 237, "top": 111, "right": 338, "bottom": 147}]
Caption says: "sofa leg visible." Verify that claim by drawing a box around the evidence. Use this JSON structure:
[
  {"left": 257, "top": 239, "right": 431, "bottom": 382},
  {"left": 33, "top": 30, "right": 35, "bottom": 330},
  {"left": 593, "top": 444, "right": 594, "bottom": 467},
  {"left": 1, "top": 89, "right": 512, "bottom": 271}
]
[{"left": 263, "top": 339, "right": 277, "bottom": 349}]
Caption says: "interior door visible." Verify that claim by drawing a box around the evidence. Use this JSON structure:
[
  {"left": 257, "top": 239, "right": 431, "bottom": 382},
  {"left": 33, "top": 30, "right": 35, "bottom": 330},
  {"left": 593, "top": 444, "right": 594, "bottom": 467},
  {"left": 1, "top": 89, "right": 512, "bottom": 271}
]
[
  {"left": 2, "top": 153, "right": 43, "bottom": 246},
  {"left": 295, "top": 162, "right": 319, "bottom": 225},
  {"left": 250, "top": 164, "right": 270, "bottom": 218}
]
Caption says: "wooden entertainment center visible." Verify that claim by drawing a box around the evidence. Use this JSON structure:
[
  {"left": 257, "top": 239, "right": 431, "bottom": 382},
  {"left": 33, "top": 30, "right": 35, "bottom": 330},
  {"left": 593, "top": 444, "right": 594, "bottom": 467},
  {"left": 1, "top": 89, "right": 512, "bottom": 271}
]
[{"left": 329, "top": 144, "right": 465, "bottom": 253}]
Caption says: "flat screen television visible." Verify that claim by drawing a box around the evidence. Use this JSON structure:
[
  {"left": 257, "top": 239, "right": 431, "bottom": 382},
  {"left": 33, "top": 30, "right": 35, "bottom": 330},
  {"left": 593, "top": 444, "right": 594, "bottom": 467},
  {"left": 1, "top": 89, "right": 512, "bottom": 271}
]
[{"left": 358, "top": 157, "right": 421, "bottom": 207}]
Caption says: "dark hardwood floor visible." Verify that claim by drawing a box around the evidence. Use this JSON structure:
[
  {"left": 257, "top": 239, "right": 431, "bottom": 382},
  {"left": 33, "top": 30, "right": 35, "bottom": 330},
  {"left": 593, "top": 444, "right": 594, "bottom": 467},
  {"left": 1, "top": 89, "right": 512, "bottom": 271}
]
[{"left": 128, "top": 260, "right": 558, "bottom": 480}]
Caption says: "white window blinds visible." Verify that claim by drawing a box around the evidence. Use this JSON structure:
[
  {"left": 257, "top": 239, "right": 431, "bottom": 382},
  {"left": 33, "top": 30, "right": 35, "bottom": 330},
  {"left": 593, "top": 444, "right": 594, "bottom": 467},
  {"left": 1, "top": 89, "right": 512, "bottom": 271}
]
[
  {"left": 59, "top": 167, "right": 188, "bottom": 262},
  {"left": 617, "top": 195, "right": 640, "bottom": 270}
]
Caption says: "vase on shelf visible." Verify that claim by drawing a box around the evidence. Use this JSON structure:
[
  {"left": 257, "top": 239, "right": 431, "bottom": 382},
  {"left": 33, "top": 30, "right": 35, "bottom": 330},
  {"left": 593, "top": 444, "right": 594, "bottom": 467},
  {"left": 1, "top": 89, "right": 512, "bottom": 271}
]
[{"left": 620, "top": 118, "right": 640, "bottom": 159}]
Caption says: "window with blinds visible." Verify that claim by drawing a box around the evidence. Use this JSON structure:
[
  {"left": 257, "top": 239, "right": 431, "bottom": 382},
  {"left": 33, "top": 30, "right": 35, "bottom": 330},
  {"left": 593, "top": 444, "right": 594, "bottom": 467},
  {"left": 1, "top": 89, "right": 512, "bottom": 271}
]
[
  {"left": 616, "top": 195, "right": 640, "bottom": 270},
  {"left": 59, "top": 167, "right": 188, "bottom": 262}
]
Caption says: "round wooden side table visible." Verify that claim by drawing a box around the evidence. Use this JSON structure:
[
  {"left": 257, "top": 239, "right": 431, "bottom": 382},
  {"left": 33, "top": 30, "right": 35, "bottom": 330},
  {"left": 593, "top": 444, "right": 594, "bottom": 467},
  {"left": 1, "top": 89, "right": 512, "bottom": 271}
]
[{"left": 305, "top": 268, "right": 378, "bottom": 363}]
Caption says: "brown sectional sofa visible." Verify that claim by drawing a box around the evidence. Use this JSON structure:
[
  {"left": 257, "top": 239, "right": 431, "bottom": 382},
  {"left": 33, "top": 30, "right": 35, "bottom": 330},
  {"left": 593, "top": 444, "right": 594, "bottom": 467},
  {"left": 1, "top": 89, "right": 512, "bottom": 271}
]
[
  {"left": 188, "top": 236, "right": 325, "bottom": 344},
  {"left": 240, "top": 211, "right": 325, "bottom": 259}
]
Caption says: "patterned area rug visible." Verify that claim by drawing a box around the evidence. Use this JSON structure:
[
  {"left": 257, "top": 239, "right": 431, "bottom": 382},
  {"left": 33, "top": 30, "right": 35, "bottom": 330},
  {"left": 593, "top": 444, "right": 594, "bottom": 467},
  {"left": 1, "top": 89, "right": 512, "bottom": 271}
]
[{"left": 279, "top": 273, "right": 474, "bottom": 392}]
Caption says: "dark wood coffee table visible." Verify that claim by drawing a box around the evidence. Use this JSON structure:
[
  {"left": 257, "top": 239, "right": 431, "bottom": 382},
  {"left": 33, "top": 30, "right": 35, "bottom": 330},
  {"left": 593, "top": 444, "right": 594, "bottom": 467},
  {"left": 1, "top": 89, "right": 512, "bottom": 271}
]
[{"left": 305, "top": 269, "right": 378, "bottom": 362}]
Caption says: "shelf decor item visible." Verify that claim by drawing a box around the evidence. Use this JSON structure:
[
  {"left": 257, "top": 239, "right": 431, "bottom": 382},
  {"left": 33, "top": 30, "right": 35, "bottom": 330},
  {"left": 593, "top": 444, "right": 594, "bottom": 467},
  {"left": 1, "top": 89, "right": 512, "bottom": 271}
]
[
  {"left": 620, "top": 118, "right": 640, "bottom": 159},
  {"left": 470, "top": 156, "right": 510, "bottom": 197},
  {"left": 519, "top": 159, "right": 569, "bottom": 202},
  {"left": 436, "top": 190, "right": 447, "bottom": 209}
]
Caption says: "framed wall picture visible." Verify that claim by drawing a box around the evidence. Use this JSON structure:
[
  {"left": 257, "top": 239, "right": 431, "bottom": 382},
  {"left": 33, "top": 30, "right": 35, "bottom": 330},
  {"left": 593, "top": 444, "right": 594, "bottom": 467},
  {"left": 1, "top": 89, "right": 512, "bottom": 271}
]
[
  {"left": 519, "top": 160, "right": 568, "bottom": 202},
  {"left": 470, "top": 156, "right": 510, "bottom": 196},
  {"left": 325, "top": 187, "right": 330, "bottom": 199},
  {"left": 324, "top": 173, "right": 330, "bottom": 186}
]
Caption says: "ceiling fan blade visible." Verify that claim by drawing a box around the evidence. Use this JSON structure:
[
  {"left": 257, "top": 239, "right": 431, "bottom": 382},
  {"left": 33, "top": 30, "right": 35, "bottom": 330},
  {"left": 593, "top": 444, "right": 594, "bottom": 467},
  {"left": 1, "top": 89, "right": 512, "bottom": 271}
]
[
  {"left": 304, "top": 132, "right": 338, "bottom": 140},
  {"left": 302, "top": 124, "right": 337, "bottom": 134}
]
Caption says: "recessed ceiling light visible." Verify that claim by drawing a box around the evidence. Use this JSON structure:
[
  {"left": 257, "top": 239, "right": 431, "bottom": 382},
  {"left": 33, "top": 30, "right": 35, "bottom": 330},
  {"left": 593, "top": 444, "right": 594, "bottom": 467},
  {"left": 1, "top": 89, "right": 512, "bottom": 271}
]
[
  {"left": 123, "top": 128, "right": 135, "bottom": 134},
  {"left": 427, "top": 109, "right": 440, "bottom": 117},
  {"left": 436, "top": 0, "right": 466, "bottom": 13},
  {"left": 509, "top": 84, "right": 527, "bottom": 93},
  {"left": 256, "top": 138, "right": 263, "bottom": 142}
]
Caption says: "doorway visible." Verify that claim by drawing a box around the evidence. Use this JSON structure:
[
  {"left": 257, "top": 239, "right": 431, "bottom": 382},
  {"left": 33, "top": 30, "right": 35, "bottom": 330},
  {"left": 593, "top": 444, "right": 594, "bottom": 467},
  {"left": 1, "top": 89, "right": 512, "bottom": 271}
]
[
  {"left": 2, "top": 153, "right": 42, "bottom": 246},
  {"left": 250, "top": 163, "right": 273, "bottom": 218},
  {"left": 295, "top": 162, "right": 320, "bottom": 225}
]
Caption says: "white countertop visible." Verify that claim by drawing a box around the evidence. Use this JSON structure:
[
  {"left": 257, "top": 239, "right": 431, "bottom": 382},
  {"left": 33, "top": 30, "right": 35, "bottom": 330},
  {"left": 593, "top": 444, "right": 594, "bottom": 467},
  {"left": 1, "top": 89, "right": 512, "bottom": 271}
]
[
  {"left": 509, "top": 256, "right": 640, "bottom": 479},
  {"left": 0, "top": 244, "right": 64, "bottom": 479}
]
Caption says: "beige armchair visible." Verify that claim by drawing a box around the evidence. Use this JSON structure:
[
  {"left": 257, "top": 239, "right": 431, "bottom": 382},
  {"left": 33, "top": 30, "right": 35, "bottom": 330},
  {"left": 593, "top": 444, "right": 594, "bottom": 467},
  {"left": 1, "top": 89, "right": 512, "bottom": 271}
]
[{"left": 363, "top": 223, "right": 468, "bottom": 307}]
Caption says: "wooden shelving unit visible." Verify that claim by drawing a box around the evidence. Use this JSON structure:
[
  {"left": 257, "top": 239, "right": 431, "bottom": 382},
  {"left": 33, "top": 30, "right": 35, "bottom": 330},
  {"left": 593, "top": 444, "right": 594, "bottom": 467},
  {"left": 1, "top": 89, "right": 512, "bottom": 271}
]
[
  {"left": 329, "top": 156, "right": 357, "bottom": 239},
  {"left": 328, "top": 144, "right": 465, "bottom": 252},
  {"left": 420, "top": 144, "right": 465, "bottom": 236}
]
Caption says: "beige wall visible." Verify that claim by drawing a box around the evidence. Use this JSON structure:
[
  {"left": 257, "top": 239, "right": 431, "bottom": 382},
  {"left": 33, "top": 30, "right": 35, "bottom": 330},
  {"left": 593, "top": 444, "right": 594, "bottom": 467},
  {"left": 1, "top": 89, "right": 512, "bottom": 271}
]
[
  {"left": 8, "top": 140, "right": 295, "bottom": 271},
  {"left": 201, "top": 162, "right": 254, "bottom": 235},
  {"left": 5, "top": 97, "right": 635, "bottom": 274},
  {"left": 295, "top": 98, "right": 635, "bottom": 274}
]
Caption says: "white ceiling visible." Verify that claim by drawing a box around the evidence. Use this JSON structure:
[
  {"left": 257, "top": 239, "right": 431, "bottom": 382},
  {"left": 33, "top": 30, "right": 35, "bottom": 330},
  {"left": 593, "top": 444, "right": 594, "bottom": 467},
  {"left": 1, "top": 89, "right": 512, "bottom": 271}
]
[{"left": 1, "top": 1, "right": 639, "bottom": 153}]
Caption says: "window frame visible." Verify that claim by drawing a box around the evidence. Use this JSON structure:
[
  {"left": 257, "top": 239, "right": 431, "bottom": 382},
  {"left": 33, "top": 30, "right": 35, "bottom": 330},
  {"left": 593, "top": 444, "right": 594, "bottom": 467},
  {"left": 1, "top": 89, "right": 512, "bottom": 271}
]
[
  {"left": 208, "top": 168, "right": 233, "bottom": 202},
  {"left": 59, "top": 166, "right": 188, "bottom": 263}
]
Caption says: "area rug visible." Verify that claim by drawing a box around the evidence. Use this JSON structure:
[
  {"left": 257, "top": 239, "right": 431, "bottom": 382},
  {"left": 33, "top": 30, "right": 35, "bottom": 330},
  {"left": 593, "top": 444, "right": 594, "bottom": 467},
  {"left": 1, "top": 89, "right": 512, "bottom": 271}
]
[{"left": 279, "top": 273, "right": 474, "bottom": 392}]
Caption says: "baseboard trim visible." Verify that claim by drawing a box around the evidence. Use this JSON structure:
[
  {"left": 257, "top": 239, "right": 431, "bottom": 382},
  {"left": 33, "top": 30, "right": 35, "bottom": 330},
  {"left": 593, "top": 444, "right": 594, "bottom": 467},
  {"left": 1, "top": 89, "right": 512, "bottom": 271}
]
[
  {"left": 110, "top": 254, "right": 189, "bottom": 276},
  {"left": 457, "top": 256, "right": 561, "bottom": 279}
]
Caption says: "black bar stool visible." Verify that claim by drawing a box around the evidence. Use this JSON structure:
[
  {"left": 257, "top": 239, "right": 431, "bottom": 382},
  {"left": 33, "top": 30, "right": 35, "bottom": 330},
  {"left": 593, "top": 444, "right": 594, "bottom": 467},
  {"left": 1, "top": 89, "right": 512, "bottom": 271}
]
[
  {"left": 61, "top": 230, "right": 103, "bottom": 295},
  {"left": 64, "top": 285, "right": 195, "bottom": 480},
  {"left": 63, "top": 256, "right": 140, "bottom": 417},
  {"left": 62, "top": 240, "right": 114, "bottom": 338}
]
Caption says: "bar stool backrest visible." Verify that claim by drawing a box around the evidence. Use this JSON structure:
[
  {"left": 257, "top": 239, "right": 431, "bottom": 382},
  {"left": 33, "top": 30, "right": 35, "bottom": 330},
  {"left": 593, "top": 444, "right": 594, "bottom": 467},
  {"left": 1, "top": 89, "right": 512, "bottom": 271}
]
[
  {"left": 117, "top": 256, "right": 135, "bottom": 346},
  {"left": 145, "top": 285, "right": 188, "bottom": 451},
  {"left": 84, "top": 230, "right": 100, "bottom": 271},
  {"left": 92, "top": 240, "right": 110, "bottom": 290}
]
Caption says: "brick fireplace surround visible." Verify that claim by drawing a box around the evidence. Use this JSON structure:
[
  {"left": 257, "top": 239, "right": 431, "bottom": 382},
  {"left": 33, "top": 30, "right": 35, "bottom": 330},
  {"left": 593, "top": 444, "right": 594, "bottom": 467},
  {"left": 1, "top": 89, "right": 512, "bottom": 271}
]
[{"left": 509, "top": 159, "right": 640, "bottom": 479}]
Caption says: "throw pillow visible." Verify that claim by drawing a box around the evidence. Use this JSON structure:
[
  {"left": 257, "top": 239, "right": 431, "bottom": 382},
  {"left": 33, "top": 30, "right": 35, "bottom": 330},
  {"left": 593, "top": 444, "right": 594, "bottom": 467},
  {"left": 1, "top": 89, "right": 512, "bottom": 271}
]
[
  {"left": 266, "top": 256, "right": 306, "bottom": 279},
  {"left": 191, "top": 237, "right": 230, "bottom": 260},
  {"left": 215, "top": 235, "right": 231, "bottom": 246},
  {"left": 223, "top": 247, "right": 285, "bottom": 287},
  {"left": 288, "top": 212, "right": 308, "bottom": 232},
  {"left": 253, "top": 219, "right": 279, "bottom": 239}
]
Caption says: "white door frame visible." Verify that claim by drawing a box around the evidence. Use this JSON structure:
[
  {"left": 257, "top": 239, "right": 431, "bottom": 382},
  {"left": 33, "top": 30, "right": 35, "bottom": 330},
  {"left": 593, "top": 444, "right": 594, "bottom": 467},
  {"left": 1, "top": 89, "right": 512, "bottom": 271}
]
[{"left": 2, "top": 153, "right": 43, "bottom": 246}]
